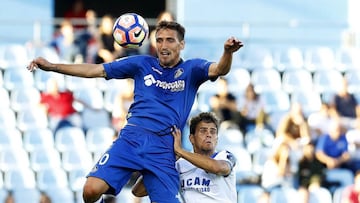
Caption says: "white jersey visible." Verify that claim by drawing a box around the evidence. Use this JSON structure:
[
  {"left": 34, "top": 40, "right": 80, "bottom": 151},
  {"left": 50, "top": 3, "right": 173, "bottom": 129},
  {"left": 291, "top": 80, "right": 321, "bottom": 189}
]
[{"left": 175, "top": 150, "right": 237, "bottom": 203}]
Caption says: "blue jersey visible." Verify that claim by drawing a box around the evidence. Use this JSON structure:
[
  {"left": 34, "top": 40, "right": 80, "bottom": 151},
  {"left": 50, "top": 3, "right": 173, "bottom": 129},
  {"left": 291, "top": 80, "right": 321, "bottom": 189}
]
[
  {"left": 315, "top": 133, "right": 348, "bottom": 158},
  {"left": 104, "top": 55, "right": 212, "bottom": 133}
]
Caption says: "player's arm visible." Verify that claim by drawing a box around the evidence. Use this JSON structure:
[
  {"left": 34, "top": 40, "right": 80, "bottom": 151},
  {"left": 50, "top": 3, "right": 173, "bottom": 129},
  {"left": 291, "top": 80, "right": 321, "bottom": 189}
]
[
  {"left": 178, "top": 148, "right": 232, "bottom": 176},
  {"left": 172, "top": 127, "right": 233, "bottom": 176},
  {"left": 208, "top": 37, "right": 243, "bottom": 78},
  {"left": 131, "top": 176, "right": 148, "bottom": 197},
  {"left": 27, "top": 57, "right": 107, "bottom": 78}
]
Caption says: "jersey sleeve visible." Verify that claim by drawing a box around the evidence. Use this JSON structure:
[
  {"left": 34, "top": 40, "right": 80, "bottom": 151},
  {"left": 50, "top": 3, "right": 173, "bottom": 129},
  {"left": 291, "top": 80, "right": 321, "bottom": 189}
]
[
  {"left": 103, "top": 55, "right": 145, "bottom": 79},
  {"left": 215, "top": 150, "right": 237, "bottom": 176},
  {"left": 189, "top": 58, "right": 213, "bottom": 85}
]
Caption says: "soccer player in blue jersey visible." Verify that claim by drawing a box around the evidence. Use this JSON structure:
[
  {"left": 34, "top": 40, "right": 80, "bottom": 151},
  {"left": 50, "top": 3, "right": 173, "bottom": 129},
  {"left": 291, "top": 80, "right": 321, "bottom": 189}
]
[{"left": 27, "top": 21, "right": 243, "bottom": 203}]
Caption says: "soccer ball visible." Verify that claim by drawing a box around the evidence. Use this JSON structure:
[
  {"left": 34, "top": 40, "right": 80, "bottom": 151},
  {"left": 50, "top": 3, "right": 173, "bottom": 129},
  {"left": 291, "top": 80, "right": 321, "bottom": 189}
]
[{"left": 113, "top": 13, "right": 149, "bottom": 48}]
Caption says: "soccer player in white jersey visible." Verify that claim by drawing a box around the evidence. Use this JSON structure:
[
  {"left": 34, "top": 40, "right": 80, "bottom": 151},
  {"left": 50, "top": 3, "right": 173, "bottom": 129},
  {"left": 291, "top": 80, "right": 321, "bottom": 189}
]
[{"left": 133, "top": 112, "right": 237, "bottom": 203}]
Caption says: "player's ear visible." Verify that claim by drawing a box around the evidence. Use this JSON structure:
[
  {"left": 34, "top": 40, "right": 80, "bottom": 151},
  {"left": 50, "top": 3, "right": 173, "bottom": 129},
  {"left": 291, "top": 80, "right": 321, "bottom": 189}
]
[
  {"left": 180, "top": 40, "right": 185, "bottom": 50},
  {"left": 189, "top": 133, "right": 195, "bottom": 145}
]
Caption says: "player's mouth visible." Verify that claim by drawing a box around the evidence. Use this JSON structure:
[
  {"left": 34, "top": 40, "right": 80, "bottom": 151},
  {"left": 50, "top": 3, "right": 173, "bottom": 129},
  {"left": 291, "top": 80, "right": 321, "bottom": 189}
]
[{"left": 160, "top": 51, "right": 171, "bottom": 56}]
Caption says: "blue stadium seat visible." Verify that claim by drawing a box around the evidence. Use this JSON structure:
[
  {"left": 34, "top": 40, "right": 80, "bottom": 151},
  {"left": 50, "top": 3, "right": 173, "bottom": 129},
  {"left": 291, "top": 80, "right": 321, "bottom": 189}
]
[
  {"left": 23, "top": 128, "right": 54, "bottom": 152},
  {"left": 332, "top": 186, "right": 346, "bottom": 203},
  {"left": 0, "top": 189, "right": 7, "bottom": 203},
  {"left": 313, "top": 69, "right": 343, "bottom": 94},
  {"left": 13, "top": 188, "right": 41, "bottom": 203},
  {"left": 335, "top": 47, "right": 360, "bottom": 72},
  {"left": 252, "top": 147, "right": 273, "bottom": 175},
  {"left": 324, "top": 168, "right": 354, "bottom": 190},
  {"left": 73, "top": 87, "right": 104, "bottom": 111},
  {"left": 34, "top": 70, "right": 65, "bottom": 91},
  {"left": 240, "top": 46, "right": 274, "bottom": 71},
  {"left": 260, "top": 89, "right": 290, "bottom": 114},
  {"left": 244, "top": 128, "right": 275, "bottom": 154},
  {"left": 61, "top": 149, "right": 93, "bottom": 172},
  {"left": 217, "top": 128, "right": 244, "bottom": 151},
  {"left": 344, "top": 69, "right": 360, "bottom": 94},
  {"left": 29, "top": 148, "right": 62, "bottom": 172},
  {"left": 55, "top": 126, "right": 87, "bottom": 153},
  {"left": 44, "top": 187, "right": 75, "bottom": 203},
  {"left": 304, "top": 46, "right": 336, "bottom": 72},
  {"left": 81, "top": 108, "right": 111, "bottom": 131},
  {"left": 10, "top": 87, "right": 40, "bottom": 112},
  {"left": 30, "top": 46, "right": 60, "bottom": 63},
  {"left": 274, "top": 47, "right": 304, "bottom": 71},
  {"left": 36, "top": 168, "right": 69, "bottom": 190},
  {"left": 0, "top": 87, "right": 9, "bottom": 109},
  {"left": 270, "top": 186, "right": 299, "bottom": 203},
  {"left": 282, "top": 69, "right": 313, "bottom": 94},
  {"left": 226, "top": 68, "right": 251, "bottom": 93},
  {"left": 3, "top": 68, "right": 34, "bottom": 91},
  {"left": 103, "top": 87, "right": 125, "bottom": 112},
  {"left": 16, "top": 108, "right": 48, "bottom": 132},
  {"left": 0, "top": 108, "right": 16, "bottom": 129},
  {"left": 237, "top": 184, "right": 265, "bottom": 203},
  {"left": 4, "top": 168, "right": 37, "bottom": 190},
  {"left": 86, "top": 126, "right": 115, "bottom": 154},
  {"left": 251, "top": 69, "right": 282, "bottom": 93},
  {"left": 0, "top": 44, "right": 29, "bottom": 69},
  {"left": 68, "top": 168, "right": 88, "bottom": 192},
  {"left": 229, "top": 147, "right": 258, "bottom": 184},
  {"left": 290, "top": 90, "right": 322, "bottom": 117},
  {"left": 308, "top": 187, "right": 332, "bottom": 203},
  {"left": 65, "top": 75, "right": 97, "bottom": 91},
  {"left": 0, "top": 128, "right": 23, "bottom": 152}
]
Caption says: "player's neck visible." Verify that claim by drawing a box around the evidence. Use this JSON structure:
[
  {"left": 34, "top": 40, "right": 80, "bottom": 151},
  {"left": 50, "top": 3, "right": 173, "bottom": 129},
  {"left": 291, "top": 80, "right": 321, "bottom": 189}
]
[{"left": 159, "top": 58, "right": 183, "bottom": 68}]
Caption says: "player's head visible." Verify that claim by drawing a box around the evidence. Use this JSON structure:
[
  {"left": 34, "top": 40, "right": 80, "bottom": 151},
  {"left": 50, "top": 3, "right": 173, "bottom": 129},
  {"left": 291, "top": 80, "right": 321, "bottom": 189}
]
[
  {"left": 155, "top": 21, "right": 185, "bottom": 68},
  {"left": 155, "top": 21, "right": 185, "bottom": 41},
  {"left": 189, "top": 112, "right": 220, "bottom": 154}
]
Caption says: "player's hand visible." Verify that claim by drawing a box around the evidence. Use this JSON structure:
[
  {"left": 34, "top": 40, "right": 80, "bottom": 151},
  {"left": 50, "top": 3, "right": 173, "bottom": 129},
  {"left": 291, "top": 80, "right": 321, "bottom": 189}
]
[
  {"left": 171, "top": 126, "right": 183, "bottom": 155},
  {"left": 27, "top": 57, "right": 53, "bottom": 72},
  {"left": 224, "top": 36, "right": 243, "bottom": 53}
]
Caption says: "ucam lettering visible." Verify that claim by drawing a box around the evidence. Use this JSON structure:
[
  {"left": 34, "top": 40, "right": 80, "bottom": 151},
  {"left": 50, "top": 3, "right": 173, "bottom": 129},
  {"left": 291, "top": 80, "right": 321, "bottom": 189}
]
[
  {"left": 181, "top": 177, "right": 211, "bottom": 187},
  {"left": 143, "top": 74, "right": 185, "bottom": 92}
]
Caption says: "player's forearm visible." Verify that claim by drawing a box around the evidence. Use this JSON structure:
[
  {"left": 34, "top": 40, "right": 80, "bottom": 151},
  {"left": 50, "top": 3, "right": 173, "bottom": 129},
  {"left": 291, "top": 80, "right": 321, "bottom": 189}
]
[
  {"left": 216, "top": 52, "right": 233, "bottom": 76},
  {"left": 177, "top": 149, "right": 229, "bottom": 175},
  {"left": 46, "top": 63, "right": 106, "bottom": 78}
]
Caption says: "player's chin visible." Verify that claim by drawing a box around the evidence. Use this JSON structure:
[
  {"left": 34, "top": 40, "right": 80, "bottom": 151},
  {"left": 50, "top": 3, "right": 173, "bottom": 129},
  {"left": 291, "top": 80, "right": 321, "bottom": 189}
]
[{"left": 158, "top": 58, "right": 171, "bottom": 67}]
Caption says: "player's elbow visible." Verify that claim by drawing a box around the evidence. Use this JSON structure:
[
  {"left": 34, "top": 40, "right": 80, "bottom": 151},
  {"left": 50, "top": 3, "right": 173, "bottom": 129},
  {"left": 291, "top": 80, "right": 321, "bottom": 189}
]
[{"left": 209, "top": 163, "right": 231, "bottom": 176}]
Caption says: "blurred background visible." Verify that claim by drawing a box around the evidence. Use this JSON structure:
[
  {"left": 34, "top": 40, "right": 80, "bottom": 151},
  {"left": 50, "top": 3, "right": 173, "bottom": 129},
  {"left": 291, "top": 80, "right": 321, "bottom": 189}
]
[{"left": 1, "top": 0, "right": 360, "bottom": 203}]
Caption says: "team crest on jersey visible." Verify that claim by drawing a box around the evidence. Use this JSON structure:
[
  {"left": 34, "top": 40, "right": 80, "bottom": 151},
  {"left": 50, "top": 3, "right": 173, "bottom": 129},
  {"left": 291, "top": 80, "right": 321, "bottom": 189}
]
[{"left": 174, "top": 68, "right": 184, "bottom": 79}]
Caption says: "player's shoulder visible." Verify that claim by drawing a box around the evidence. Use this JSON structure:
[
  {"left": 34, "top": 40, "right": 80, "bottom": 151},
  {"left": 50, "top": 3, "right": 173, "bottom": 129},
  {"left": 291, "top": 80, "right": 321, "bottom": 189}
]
[
  {"left": 183, "top": 57, "right": 209, "bottom": 64},
  {"left": 215, "top": 150, "right": 237, "bottom": 165},
  {"left": 118, "top": 54, "right": 156, "bottom": 61}
]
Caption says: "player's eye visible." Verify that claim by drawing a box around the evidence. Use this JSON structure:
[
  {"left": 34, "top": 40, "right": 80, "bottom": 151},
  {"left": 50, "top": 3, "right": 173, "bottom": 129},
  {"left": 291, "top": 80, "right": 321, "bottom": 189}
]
[{"left": 199, "top": 128, "right": 217, "bottom": 135}]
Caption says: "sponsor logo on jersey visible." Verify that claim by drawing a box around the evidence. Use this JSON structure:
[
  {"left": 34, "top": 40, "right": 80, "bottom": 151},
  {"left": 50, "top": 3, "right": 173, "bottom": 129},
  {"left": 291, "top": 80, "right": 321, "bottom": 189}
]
[
  {"left": 144, "top": 74, "right": 185, "bottom": 92},
  {"left": 181, "top": 177, "right": 211, "bottom": 187}
]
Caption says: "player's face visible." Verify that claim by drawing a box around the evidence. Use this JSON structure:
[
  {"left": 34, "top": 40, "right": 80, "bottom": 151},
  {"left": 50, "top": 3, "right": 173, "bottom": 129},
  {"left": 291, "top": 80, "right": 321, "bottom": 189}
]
[
  {"left": 191, "top": 121, "right": 218, "bottom": 155},
  {"left": 155, "top": 28, "right": 184, "bottom": 68}
]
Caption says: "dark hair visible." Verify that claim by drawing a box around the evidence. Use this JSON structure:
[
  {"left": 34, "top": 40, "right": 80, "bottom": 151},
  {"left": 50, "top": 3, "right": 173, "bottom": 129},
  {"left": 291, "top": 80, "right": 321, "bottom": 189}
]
[
  {"left": 155, "top": 21, "right": 185, "bottom": 41},
  {"left": 189, "top": 112, "right": 220, "bottom": 134}
]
